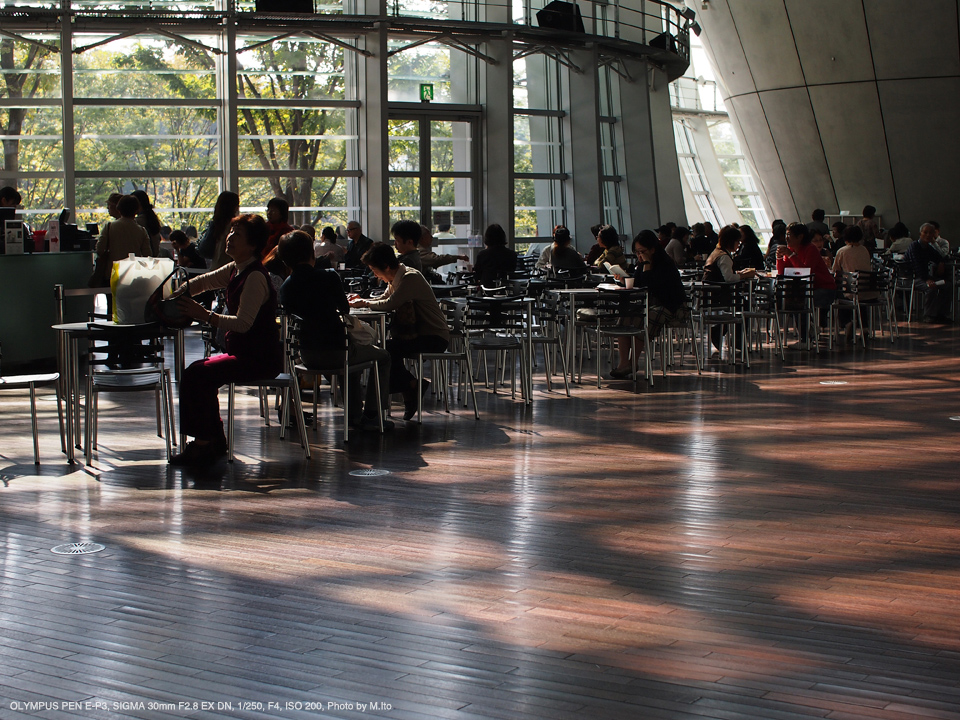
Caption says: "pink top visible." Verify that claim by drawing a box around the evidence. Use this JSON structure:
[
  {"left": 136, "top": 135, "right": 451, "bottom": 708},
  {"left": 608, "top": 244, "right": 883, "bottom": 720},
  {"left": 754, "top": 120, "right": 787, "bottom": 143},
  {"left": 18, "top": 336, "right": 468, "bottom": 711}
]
[{"left": 777, "top": 243, "right": 836, "bottom": 290}]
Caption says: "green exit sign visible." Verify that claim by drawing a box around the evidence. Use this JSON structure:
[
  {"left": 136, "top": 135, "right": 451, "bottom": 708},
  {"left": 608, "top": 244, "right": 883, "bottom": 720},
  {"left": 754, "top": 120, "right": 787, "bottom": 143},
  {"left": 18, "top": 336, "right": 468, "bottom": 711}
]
[{"left": 420, "top": 83, "right": 434, "bottom": 102}]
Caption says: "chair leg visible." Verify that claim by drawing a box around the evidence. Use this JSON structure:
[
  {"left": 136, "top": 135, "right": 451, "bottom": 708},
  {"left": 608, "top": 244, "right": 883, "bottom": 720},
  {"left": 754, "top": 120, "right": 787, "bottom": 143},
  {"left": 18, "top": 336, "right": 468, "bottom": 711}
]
[
  {"left": 29, "top": 383, "right": 40, "bottom": 465},
  {"left": 55, "top": 381, "right": 66, "bottom": 455},
  {"left": 166, "top": 369, "right": 177, "bottom": 447},
  {"left": 227, "top": 384, "right": 236, "bottom": 462}
]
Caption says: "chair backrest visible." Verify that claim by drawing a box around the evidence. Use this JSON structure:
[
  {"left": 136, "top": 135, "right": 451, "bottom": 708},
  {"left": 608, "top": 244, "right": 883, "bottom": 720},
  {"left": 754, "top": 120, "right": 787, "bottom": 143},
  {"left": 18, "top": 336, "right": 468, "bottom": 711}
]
[
  {"left": 464, "top": 296, "right": 528, "bottom": 334},
  {"left": 54, "top": 284, "right": 111, "bottom": 325},
  {"left": 85, "top": 323, "right": 167, "bottom": 370},
  {"left": 695, "top": 282, "right": 743, "bottom": 312},
  {"left": 775, "top": 275, "right": 814, "bottom": 312},
  {"left": 593, "top": 288, "right": 647, "bottom": 326}
]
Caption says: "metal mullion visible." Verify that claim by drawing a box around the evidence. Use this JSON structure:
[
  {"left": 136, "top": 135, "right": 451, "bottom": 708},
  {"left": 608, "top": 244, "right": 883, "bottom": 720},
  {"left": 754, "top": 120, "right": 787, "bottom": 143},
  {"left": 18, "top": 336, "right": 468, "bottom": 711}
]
[
  {"left": 7, "top": 171, "right": 63, "bottom": 178},
  {"left": 239, "top": 170, "right": 363, "bottom": 178},
  {"left": 237, "top": 99, "right": 361, "bottom": 109},
  {"left": 427, "top": 172, "right": 472, "bottom": 179},
  {"left": 60, "top": 10, "right": 75, "bottom": 216},
  {"left": 72, "top": 98, "right": 218, "bottom": 107},
  {"left": 419, "top": 118, "right": 431, "bottom": 227},
  {"left": 388, "top": 171, "right": 421, "bottom": 178},
  {"left": 0, "top": 98, "right": 62, "bottom": 107},
  {"left": 514, "top": 172, "right": 567, "bottom": 181},
  {"left": 512, "top": 108, "right": 565, "bottom": 118},
  {"left": 75, "top": 170, "right": 221, "bottom": 178}
]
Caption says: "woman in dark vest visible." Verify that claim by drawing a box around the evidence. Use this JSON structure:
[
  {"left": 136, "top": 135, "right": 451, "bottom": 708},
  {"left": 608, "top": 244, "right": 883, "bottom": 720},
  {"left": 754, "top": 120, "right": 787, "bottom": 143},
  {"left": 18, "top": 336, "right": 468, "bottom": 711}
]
[{"left": 170, "top": 214, "right": 282, "bottom": 465}]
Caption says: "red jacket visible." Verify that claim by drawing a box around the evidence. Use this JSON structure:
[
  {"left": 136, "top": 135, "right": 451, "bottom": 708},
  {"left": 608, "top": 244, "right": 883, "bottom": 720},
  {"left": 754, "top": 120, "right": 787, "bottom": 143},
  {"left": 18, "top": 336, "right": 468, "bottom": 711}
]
[{"left": 776, "top": 243, "right": 836, "bottom": 290}]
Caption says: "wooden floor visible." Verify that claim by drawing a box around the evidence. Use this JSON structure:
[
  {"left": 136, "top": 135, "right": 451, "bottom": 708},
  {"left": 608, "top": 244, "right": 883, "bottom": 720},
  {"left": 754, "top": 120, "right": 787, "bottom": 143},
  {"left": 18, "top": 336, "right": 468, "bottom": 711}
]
[{"left": 2, "top": 322, "right": 960, "bottom": 720}]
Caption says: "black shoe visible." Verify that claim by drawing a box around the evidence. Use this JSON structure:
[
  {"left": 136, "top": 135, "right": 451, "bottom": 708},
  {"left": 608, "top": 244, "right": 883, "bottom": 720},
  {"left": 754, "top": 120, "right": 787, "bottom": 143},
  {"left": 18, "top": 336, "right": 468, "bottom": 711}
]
[
  {"left": 609, "top": 367, "right": 632, "bottom": 379},
  {"left": 403, "top": 379, "right": 430, "bottom": 421},
  {"left": 170, "top": 441, "right": 219, "bottom": 466},
  {"left": 359, "top": 415, "right": 394, "bottom": 432}
]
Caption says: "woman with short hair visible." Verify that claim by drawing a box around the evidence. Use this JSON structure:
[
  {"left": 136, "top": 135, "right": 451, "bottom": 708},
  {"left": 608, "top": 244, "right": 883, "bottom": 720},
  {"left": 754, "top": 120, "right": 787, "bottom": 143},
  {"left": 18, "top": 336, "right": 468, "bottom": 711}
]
[
  {"left": 171, "top": 214, "right": 283, "bottom": 465},
  {"left": 350, "top": 243, "right": 450, "bottom": 420}
]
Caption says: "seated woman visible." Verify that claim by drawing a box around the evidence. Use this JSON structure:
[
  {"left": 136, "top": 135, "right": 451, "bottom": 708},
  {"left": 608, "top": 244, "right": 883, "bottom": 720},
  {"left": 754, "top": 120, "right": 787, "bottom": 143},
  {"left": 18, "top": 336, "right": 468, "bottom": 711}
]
[
  {"left": 546, "top": 227, "right": 587, "bottom": 275},
  {"left": 832, "top": 225, "right": 875, "bottom": 338},
  {"left": 776, "top": 221, "right": 836, "bottom": 304},
  {"left": 592, "top": 225, "right": 627, "bottom": 271},
  {"left": 776, "top": 221, "right": 837, "bottom": 341},
  {"left": 472, "top": 223, "right": 518, "bottom": 287},
  {"left": 278, "top": 230, "right": 391, "bottom": 431},
  {"left": 349, "top": 243, "right": 450, "bottom": 421},
  {"left": 170, "top": 214, "right": 283, "bottom": 465},
  {"left": 703, "top": 224, "right": 758, "bottom": 358},
  {"left": 732, "top": 224, "right": 765, "bottom": 272},
  {"left": 610, "top": 230, "right": 690, "bottom": 378},
  {"left": 664, "top": 226, "right": 691, "bottom": 267}
]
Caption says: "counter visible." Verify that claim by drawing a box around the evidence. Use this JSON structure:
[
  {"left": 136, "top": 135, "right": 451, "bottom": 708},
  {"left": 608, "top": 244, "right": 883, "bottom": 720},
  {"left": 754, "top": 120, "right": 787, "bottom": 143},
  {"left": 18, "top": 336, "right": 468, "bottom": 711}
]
[{"left": 0, "top": 251, "right": 95, "bottom": 370}]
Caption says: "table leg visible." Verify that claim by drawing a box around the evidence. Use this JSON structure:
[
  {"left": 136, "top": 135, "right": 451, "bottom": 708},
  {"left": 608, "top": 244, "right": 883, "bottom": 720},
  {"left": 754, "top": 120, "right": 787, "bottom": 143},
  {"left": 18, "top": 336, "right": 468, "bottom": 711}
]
[{"left": 567, "top": 295, "right": 577, "bottom": 384}]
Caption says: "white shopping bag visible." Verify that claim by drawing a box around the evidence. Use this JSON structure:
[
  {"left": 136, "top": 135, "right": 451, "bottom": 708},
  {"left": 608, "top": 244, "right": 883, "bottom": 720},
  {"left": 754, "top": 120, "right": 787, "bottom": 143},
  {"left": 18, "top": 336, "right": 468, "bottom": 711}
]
[{"left": 111, "top": 255, "right": 174, "bottom": 324}]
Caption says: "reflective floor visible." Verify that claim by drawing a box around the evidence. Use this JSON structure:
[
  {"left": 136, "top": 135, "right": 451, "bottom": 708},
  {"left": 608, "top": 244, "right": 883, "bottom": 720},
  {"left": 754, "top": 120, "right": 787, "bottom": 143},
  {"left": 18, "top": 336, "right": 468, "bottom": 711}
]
[{"left": 2, "top": 323, "right": 960, "bottom": 719}]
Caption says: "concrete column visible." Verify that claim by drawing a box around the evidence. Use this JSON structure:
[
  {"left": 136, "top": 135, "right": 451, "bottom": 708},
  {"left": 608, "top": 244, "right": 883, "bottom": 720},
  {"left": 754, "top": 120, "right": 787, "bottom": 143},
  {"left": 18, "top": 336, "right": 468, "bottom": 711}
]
[
  {"left": 358, "top": 16, "right": 389, "bottom": 242},
  {"left": 564, "top": 46, "right": 603, "bottom": 253},
  {"left": 481, "top": 35, "right": 513, "bottom": 240}
]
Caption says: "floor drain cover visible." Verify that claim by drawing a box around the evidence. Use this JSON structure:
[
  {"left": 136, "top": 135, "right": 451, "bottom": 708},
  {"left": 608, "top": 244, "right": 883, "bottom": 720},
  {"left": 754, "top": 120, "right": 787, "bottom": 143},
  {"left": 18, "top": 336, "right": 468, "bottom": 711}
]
[
  {"left": 950, "top": 416, "right": 960, "bottom": 421},
  {"left": 819, "top": 381, "right": 848, "bottom": 385},
  {"left": 51, "top": 542, "right": 105, "bottom": 555},
  {"left": 349, "top": 469, "right": 390, "bottom": 477}
]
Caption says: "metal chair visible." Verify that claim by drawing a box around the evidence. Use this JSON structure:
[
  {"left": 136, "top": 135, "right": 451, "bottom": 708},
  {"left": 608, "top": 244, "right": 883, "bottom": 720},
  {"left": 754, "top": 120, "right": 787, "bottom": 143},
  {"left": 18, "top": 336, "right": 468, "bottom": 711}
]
[
  {"left": 531, "top": 292, "right": 571, "bottom": 395},
  {"left": 227, "top": 320, "right": 312, "bottom": 460},
  {"left": 741, "top": 277, "right": 785, "bottom": 360},
  {"left": 290, "top": 314, "right": 382, "bottom": 443},
  {"left": 586, "top": 288, "right": 652, "bottom": 387},
  {"left": 83, "top": 322, "right": 175, "bottom": 464},
  {"left": 774, "top": 275, "right": 818, "bottom": 353},
  {"left": 417, "top": 301, "right": 480, "bottom": 422},
  {"left": 0, "top": 342, "right": 65, "bottom": 465},
  {"left": 693, "top": 282, "right": 751, "bottom": 365},
  {"left": 464, "top": 296, "right": 532, "bottom": 404}
]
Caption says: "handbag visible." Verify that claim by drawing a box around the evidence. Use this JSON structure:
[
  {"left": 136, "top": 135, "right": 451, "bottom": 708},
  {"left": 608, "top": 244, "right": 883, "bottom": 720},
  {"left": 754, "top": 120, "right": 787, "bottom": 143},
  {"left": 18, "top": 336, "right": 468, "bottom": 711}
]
[
  {"left": 345, "top": 315, "right": 377, "bottom": 345},
  {"left": 88, "top": 225, "right": 113, "bottom": 288},
  {"left": 144, "top": 266, "right": 194, "bottom": 328}
]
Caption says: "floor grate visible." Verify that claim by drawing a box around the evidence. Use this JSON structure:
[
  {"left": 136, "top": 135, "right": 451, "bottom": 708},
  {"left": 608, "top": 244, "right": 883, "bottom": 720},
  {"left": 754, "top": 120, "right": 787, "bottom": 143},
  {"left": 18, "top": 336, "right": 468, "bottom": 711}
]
[{"left": 51, "top": 542, "right": 106, "bottom": 555}]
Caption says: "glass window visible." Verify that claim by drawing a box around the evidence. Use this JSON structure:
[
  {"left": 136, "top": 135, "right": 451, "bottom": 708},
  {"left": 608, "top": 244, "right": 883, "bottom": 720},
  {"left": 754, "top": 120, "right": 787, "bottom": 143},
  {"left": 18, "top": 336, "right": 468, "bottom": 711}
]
[
  {"left": 73, "top": 35, "right": 217, "bottom": 99},
  {"left": 72, "top": 177, "right": 221, "bottom": 230},
  {"left": 74, "top": 106, "right": 219, "bottom": 173},
  {"left": 389, "top": 177, "right": 421, "bottom": 225},
  {"left": 237, "top": 108, "right": 351, "bottom": 173},
  {"left": 239, "top": 175, "right": 357, "bottom": 227},
  {"left": 387, "top": 41, "right": 476, "bottom": 104},
  {"left": 236, "top": 37, "right": 348, "bottom": 101}
]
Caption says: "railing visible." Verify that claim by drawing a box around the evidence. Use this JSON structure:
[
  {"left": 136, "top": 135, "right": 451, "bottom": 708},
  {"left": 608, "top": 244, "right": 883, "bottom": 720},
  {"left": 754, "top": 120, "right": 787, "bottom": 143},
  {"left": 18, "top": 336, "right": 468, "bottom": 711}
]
[{"left": 670, "top": 76, "right": 723, "bottom": 113}]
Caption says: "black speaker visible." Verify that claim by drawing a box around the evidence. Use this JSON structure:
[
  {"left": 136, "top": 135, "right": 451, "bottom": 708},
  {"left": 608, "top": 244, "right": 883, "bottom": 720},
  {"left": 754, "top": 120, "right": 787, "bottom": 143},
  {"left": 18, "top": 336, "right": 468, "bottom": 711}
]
[
  {"left": 649, "top": 32, "right": 678, "bottom": 53},
  {"left": 536, "top": 1, "right": 585, "bottom": 33},
  {"left": 255, "top": 0, "right": 313, "bottom": 13}
]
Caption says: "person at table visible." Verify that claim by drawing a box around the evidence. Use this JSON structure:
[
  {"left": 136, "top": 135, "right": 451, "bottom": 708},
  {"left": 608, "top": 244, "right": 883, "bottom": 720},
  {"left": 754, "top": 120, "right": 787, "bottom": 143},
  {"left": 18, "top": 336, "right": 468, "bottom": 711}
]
[
  {"left": 343, "top": 220, "right": 374, "bottom": 268},
  {"left": 906, "top": 223, "right": 952, "bottom": 323},
  {"left": 544, "top": 227, "right": 587, "bottom": 275},
  {"left": 811, "top": 227, "right": 833, "bottom": 265},
  {"left": 391, "top": 219, "right": 423, "bottom": 272},
  {"left": 584, "top": 223, "right": 604, "bottom": 266},
  {"left": 610, "top": 230, "right": 689, "bottom": 378},
  {"left": 664, "top": 226, "right": 691, "bottom": 267},
  {"left": 472, "top": 223, "right": 518, "bottom": 288},
  {"left": 592, "top": 225, "right": 627, "bottom": 271},
  {"left": 131, "top": 189, "right": 163, "bottom": 257},
  {"left": 419, "top": 224, "right": 467, "bottom": 277},
  {"left": 704, "top": 224, "right": 757, "bottom": 358},
  {"left": 265, "top": 197, "right": 294, "bottom": 255},
  {"left": 199, "top": 190, "right": 240, "bottom": 270},
  {"left": 349, "top": 242, "right": 449, "bottom": 421},
  {"left": 776, "top": 222, "right": 836, "bottom": 303},
  {"left": 170, "top": 214, "right": 283, "bottom": 465},
  {"left": 314, "top": 225, "right": 345, "bottom": 267},
  {"left": 832, "top": 225, "right": 875, "bottom": 339},
  {"left": 733, "top": 224, "right": 765, "bottom": 272},
  {"left": 170, "top": 229, "right": 205, "bottom": 269},
  {"left": 278, "top": 230, "right": 392, "bottom": 432},
  {"left": 93, "top": 194, "right": 151, "bottom": 282},
  {"left": 765, "top": 219, "right": 787, "bottom": 262}
]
